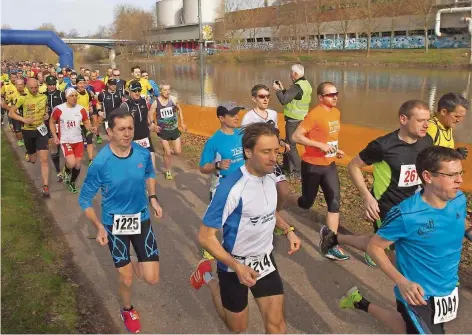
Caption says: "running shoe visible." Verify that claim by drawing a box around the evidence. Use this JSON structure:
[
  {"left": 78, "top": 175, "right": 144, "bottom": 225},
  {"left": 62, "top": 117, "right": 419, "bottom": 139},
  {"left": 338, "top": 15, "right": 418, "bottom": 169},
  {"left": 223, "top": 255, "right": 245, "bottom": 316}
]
[
  {"left": 340, "top": 286, "right": 363, "bottom": 310},
  {"left": 325, "top": 245, "right": 350, "bottom": 261},
  {"left": 319, "top": 225, "right": 338, "bottom": 255},
  {"left": 62, "top": 167, "right": 71, "bottom": 184},
  {"left": 165, "top": 171, "right": 173, "bottom": 180},
  {"left": 69, "top": 182, "right": 78, "bottom": 194},
  {"left": 56, "top": 172, "right": 63, "bottom": 183},
  {"left": 96, "top": 136, "right": 102, "bottom": 144},
  {"left": 190, "top": 259, "right": 212, "bottom": 290},
  {"left": 120, "top": 307, "right": 141, "bottom": 333},
  {"left": 202, "top": 249, "right": 215, "bottom": 261},
  {"left": 41, "top": 185, "right": 50, "bottom": 198},
  {"left": 25, "top": 153, "right": 30, "bottom": 162},
  {"left": 364, "top": 252, "right": 377, "bottom": 267},
  {"left": 17, "top": 139, "right": 24, "bottom": 147}
]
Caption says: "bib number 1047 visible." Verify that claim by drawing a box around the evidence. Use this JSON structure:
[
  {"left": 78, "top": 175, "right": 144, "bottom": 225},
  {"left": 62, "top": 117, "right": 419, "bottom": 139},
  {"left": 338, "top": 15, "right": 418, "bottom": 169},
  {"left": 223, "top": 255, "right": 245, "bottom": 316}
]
[{"left": 112, "top": 213, "right": 141, "bottom": 235}]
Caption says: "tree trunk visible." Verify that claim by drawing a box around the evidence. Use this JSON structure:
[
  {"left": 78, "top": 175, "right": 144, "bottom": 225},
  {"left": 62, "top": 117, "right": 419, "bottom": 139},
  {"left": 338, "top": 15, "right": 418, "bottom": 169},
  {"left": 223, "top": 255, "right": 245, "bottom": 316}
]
[
  {"left": 424, "top": 28, "right": 429, "bottom": 53},
  {"left": 367, "top": 32, "right": 371, "bottom": 57},
  {"left": 390, "top": 21, "right": 394, "bottom": 52}
]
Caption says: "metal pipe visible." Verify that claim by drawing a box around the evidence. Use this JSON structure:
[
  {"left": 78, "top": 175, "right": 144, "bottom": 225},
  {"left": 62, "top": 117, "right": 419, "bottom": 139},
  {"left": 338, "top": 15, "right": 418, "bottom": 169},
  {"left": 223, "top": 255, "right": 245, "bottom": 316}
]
[
  {"left": 435, "top": 7, "right": 472, "bottom": 36},
  {"left": 198, "top": 0, "right": 205, "bottom": 107}
]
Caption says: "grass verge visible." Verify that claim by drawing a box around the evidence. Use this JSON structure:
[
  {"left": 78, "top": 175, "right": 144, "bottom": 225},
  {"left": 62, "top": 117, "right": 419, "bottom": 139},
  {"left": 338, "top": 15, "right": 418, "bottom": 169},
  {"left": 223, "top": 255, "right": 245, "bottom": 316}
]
[
  {"left": 206, "top": 49, "right": 471, "bottom": 69},
  {"left": 1, "top": 132, "right": 117, "bottom": 333},
  {"left": 180, "top": 132, "right": 472, "bottom": 288}
]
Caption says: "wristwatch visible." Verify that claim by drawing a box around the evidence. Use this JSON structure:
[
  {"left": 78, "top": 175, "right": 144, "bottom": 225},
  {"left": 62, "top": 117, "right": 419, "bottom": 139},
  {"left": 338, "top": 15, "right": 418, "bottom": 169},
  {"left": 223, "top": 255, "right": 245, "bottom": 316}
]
[
  {"left": 148, "top": 194, "right": 158, "bottom": 203},
  {"left": 283, "top": 226, "right": 295, "bottom": 235}
]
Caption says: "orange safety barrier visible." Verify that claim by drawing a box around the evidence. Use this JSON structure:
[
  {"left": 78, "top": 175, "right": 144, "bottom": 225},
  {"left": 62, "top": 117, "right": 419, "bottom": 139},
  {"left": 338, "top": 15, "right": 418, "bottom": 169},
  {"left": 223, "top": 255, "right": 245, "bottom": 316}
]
[{"left": 181, "top": 104, "right": 472, "bottom": 192}]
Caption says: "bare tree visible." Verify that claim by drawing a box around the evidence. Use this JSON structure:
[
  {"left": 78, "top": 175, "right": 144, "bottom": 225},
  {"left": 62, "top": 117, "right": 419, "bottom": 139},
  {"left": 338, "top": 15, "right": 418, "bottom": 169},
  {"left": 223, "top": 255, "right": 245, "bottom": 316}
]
[
  {"left": 356, "top": 0, "right": 382, "bottom": 57},
  {"left": 335, "top": 0, "right": 355, "bottom": 50},
  {"left": 240, "top": 0, "right": 265, "bottom": 48},
  {"left": 214, "top": 1, "right": 245, "bottom": 51},
  {"left": 409, "top": 0, "right": 436, "bottom": 52},
  {"left": 309, "top": 0, "right": 332, "bottom": 50}
]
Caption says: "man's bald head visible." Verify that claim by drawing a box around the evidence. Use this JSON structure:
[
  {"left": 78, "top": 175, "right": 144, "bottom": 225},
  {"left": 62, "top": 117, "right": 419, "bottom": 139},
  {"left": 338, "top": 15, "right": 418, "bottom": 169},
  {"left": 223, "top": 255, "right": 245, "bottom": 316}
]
[
  {"left": 27, "top": 78, "right": 39, "bottom": 95},
  {"left": 15, "top": 78, "right": 25, "bottom": 93}
]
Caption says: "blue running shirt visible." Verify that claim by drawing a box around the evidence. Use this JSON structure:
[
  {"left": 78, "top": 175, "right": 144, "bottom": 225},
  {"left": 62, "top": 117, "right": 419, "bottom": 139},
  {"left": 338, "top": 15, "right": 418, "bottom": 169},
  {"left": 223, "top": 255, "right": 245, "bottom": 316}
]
[
  {"left": 199, "top": 128, "right": 244, "bottom": 177},
  {"left": 203, "top": 165, "right": 278, "bottom": 272},
  {"left": 377, "top": 191, "right": 466, "bottom": 301},
  {"left": 79, "top": 143, "right": 156, "bottom": 226}
]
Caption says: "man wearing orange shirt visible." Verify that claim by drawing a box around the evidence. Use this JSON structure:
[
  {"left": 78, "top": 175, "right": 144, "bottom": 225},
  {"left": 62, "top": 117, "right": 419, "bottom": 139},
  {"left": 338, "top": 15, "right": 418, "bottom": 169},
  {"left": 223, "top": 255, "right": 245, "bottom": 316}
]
[{"left": 292, "top": 81, "right": 349, "bottom": 261}]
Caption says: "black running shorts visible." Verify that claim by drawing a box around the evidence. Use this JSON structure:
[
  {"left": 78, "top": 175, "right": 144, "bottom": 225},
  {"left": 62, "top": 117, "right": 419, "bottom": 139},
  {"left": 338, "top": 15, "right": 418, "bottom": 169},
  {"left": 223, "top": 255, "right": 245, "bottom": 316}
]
[
  {"left": 104, "top": 219, "right": 159, "bottom": 268},
  {"left": 396, "top": 299, "right": 445, "bottom": 334},
  {"left": 22, "top": 129, "right": 49, "bottom": 154},
  {"left": 217, "top": 253, "right": 284, "bottom": 313},
  {"left": 158, "top": 128, "right": 181, "bottom": 141}
]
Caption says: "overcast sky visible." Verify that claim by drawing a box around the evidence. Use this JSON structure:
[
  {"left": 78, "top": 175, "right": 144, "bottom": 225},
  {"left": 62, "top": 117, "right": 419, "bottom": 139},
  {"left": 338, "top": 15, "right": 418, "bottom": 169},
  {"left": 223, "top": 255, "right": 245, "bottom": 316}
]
[{"left": 1, "top": 0, "right": 157, "bottom": 36}]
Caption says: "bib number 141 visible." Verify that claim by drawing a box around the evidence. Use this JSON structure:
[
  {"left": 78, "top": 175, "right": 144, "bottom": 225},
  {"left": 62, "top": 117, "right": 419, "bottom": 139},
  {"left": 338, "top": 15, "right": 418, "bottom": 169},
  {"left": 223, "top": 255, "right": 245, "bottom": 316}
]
[{"left": 112, "top": 213, "right": 141, "bottom": 235}]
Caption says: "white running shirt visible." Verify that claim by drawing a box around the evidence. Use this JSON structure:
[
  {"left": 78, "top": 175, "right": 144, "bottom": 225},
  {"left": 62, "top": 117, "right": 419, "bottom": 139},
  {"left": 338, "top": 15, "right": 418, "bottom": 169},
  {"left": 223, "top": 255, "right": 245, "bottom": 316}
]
[
  {"left": 241, "top": 109, "right": 278, "bottom": 128},
  {"left": 51, "top": 102, "right": 89, "bottom": 144}
]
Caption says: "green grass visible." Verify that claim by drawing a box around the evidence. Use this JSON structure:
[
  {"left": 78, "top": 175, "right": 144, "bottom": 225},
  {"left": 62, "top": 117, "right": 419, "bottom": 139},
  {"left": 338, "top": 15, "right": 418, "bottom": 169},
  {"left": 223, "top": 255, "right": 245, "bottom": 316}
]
[
  {"left": 207, "top": 49, "right": 471, "bottom": 68},
  {"left": 1, "top": 133, "right": 79, "bottom": 333}
]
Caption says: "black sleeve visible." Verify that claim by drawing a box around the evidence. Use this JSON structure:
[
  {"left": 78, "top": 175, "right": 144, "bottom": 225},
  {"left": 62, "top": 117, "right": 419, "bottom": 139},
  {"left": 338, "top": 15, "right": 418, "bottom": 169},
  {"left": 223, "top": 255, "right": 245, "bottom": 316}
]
[
  {"left": 98, "top": 92, "right": 104, "bottom": 103},
  {"left": 275, "top": 84, "right": 303, "bottom": 105},
  {"left": 358, "top": 139, "right": 383, "bottom": 166},
  {"left": 60, "top": 91, "right": 66, "bottom": 103}
]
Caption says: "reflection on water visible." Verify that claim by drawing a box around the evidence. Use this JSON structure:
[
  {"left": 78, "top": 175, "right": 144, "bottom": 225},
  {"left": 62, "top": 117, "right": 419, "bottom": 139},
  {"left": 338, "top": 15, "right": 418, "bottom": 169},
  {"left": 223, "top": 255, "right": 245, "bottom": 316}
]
[{"left": 85, "top": 61, "right": 471, "bottom": 144}]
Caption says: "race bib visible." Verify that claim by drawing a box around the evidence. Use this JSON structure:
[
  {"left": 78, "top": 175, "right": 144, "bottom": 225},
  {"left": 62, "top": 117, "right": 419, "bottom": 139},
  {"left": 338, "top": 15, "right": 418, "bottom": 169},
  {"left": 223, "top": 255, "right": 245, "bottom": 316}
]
[
  {"left": 398, "top": 164, "right": 421, "bottom": 187},
  {"left": 160, "top": 107, "right": 174, "bottom": 119},
  {"left": 325, "top": 140, "right": 339, "bottom": 158},
  {"left": 37, "top": 124, "right": 48, "bottom": 136},
  {"left": 134, "top": 137, "right": 150, "bottom": 148},
  {"left": 434, "top": 287, "right": 459, "bottom": 324},
  {"left": 234, "top": 252, "right": 275, "bottom": 280},
  {"left": 112, "top": 213, "right": 141, "bottom": 235}
]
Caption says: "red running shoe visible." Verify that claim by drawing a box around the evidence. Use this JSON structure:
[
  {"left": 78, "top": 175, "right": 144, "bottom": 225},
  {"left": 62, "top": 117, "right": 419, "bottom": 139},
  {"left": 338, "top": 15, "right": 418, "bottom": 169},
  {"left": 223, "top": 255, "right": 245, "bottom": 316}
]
[
  {"left": 190, "top": 259, "right": 212, "bottom": 290},
  {"left": 120, "top": 306, "right": 141, "bottom": 333}
]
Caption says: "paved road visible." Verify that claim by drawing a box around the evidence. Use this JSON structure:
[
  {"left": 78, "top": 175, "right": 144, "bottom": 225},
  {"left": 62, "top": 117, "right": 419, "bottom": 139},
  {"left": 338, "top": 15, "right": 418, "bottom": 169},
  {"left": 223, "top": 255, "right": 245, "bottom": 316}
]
[{"left": 4, "top": 130, "right": 472, "bottom": 334}]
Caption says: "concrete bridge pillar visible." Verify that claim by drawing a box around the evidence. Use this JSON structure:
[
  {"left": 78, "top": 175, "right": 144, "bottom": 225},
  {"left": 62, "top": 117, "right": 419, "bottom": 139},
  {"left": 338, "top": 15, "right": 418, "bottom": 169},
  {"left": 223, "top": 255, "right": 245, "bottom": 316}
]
[{"left": 109, "top": 48, "right": 116, "bottom": 63}]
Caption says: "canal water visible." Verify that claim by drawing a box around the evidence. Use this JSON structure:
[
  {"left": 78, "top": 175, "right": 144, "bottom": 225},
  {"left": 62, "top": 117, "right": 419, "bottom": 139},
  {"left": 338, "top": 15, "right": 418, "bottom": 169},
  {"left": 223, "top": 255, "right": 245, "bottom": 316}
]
[{"left": 83, "top": 60, "right": 471, "bottom": 144}]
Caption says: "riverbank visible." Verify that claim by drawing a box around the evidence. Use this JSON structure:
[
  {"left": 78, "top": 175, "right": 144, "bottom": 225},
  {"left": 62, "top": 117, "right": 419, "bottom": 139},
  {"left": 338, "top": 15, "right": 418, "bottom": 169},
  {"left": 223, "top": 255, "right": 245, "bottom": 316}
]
[
  {"left": 115, "top": 49, "right": 471, "bottom": 69},
  {"left": 180, "top": 132, "right": 472, "bottom": 287},
  {"left": 0, "top": 133, "right": 117, "bottom": 333}
]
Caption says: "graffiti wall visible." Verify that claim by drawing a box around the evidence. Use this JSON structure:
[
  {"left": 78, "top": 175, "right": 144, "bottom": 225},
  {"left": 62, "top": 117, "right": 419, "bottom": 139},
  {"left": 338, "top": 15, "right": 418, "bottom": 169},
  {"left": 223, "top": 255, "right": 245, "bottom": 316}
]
[{"left": 224, "top": 34, "right": 470, "bottom": 51}]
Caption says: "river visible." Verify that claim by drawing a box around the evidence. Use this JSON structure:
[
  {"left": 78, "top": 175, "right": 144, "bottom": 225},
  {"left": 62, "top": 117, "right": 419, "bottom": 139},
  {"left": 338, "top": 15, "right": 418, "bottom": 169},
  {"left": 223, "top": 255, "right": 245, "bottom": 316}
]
[{"left": 83, "top": 60, "right": 472, "bottom": 144}]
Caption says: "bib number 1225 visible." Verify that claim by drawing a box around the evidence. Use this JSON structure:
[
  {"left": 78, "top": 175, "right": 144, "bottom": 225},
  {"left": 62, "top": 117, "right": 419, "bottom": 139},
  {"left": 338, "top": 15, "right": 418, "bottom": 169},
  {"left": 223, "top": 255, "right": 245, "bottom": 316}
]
[{"left": 112, "top": 213, "right": 141, "bottom": 235}]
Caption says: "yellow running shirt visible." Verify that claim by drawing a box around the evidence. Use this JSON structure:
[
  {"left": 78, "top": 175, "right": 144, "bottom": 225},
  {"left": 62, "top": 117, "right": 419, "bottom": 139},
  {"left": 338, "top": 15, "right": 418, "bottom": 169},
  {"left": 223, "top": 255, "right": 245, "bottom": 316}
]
[
  {"left": 15, "top": 93, "right": 47, "bottom": 130},
  {"left": 125, "top": 78, "right": 152, "bottom": 96},
  {"left": 427, "top": 116, "right": 454, "bottom": 149}
]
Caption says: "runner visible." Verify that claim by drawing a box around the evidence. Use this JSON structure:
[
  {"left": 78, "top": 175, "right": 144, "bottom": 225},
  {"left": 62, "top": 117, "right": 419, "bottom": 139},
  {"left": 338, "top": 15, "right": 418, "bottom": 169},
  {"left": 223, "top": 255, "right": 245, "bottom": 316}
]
[
  {"left": 1, "top": 73, "right": 18, "bottom": 131},
  {"left": 111, "top": 68, "right": 126, "bottom": 98},
  {"left": 79, "top": 107, "right": 163, "bottom": 334},
  {"left": 141, "top": 70, "right": 159, "bottom": 103},
  {"left": 10, "top": 78, "right": 27, "bottom": 146},
  {"left": 56, "top": 72, "right": 67, "bottom": 91},
  {"left": 199, "top": 102, "right": 245, "bottom": 261},
  {"left": 125, "top": 66, "right": 153, "bottom": 98},
  {"left": 50, "top": 88, "right": 95, "bottom": 193},
  {"left": 190, "top": 122, "right": 301, "bottom": 334},
  {"left": 149, "top": 80, "right": 187, "bottom": 180},
  {"left": 45, "top": 75, "right": 66, "bottom": 181},
  {"left": 340, "top": 146, "right": 470, "bottom": 334},
  {"left": 97, "top": 78, "right": 123, "bottom": 126},
  {"left": 89, "top": 70, "right": 106, "bottom": 144},
  {"left": 76, "top": 75, "right": 95, "bottom": 165},
  {"left": 121, "top": 81, "right": 157, "bottom": 172},
  {"left": 37, "top": 72, "right": 47, "bottom": 93},
  {"left": 291, "top": 81, "right": 348, "bottom": 261},
  {"left": 241, "top": 84, "right": 290, "bottom": 212},
  {"left": 321, "top": 100, "right": 433, "bottom": 266},
  {"left": 103, "top": 67, "right": 113, "bottom": 84},
  {"left": 427, "top": 93, "right": 469, "bottom": 158},
  {"left": 9, "top": 78, "right": 50, "bottom": 197}
]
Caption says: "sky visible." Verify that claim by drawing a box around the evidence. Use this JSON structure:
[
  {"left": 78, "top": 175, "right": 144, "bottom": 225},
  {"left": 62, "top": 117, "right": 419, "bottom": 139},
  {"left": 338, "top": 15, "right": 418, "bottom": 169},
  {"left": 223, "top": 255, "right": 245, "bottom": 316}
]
[{"left": 1, "top": 0, "right": 157, "bottom": 36}]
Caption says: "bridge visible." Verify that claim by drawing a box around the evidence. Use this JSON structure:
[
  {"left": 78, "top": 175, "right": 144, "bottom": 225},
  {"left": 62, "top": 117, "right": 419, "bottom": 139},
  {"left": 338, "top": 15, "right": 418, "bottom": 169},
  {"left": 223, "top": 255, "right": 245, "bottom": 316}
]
[{"left": 61, "top": 38, "right": 138, "bottom": 62}]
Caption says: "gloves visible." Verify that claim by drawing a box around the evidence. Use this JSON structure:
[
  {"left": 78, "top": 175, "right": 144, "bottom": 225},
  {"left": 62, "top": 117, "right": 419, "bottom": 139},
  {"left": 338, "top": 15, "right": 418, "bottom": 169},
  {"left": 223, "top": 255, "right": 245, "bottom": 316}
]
[{"left": 456, "top": 147, "right": 468, "bottom": 159}]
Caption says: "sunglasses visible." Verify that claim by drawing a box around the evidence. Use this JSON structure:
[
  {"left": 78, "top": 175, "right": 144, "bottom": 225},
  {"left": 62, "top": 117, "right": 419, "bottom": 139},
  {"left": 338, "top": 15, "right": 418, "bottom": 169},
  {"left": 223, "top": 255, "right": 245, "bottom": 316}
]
[
  {"left": 257, "top": 94, "right": 270, "bottom": 99},
  {"left": 321, "top": 92, "right": 339, "bottom": 98}
]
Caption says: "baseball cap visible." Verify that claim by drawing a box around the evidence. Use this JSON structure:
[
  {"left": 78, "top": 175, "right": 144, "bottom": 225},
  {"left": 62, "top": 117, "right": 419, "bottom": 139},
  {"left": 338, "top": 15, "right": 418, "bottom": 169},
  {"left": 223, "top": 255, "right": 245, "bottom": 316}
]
[
  {"left": 45, "top": 75, "right": 57, "bottom": 85},
  {"left": 108, "top": 78, "right": 117, "bottom": 85},
  {"left": 76, "top": 75, "right": 86, "bottom": 82},
  {"left": 216, "top": 101, "right": 245, "bottom": 117},
  {"left": 129, "top": 81, "right": 142, "bottom": 92}
]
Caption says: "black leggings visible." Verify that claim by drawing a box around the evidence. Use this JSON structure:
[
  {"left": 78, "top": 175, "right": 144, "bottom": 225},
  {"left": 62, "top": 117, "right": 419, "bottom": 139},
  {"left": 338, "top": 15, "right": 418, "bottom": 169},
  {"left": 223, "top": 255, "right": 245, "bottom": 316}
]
[{"left": 298, "top": 161, "right": 340, "bottom": 213}]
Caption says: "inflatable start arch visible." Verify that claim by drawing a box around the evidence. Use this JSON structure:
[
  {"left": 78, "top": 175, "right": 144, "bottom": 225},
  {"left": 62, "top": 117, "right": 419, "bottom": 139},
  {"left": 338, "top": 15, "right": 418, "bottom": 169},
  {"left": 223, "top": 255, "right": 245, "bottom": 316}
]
[{"left": 1, "top": 29, "right": 74, "bottom": 68}]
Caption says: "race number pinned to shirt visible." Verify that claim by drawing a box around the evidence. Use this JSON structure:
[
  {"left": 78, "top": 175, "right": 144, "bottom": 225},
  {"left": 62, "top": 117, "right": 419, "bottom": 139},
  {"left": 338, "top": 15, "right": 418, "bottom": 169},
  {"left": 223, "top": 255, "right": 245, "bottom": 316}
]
[
  {"left": 245, "top": 252, "right": 276, "bottom": 280},
  {"left": 434, "top": 287, "right": 459, "bottom": 324},
  {"left": 134, "top": 137, "right": 150, "bottom": 148},
  {"left": 37, "top": 124, "right": 48, "bottom": 136},
  {"left": 325, "top": 140, "right": 339, "bottom": 158},
  {"left": 398, "top": 164, "right": 421, "bottom": 187},
  {"left": 112, "top": 213, "right": 141, "bottom": 235}
]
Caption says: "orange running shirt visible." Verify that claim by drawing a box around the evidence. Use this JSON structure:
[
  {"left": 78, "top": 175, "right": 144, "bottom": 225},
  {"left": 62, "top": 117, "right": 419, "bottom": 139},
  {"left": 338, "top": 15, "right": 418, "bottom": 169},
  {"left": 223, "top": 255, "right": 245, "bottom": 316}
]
[{"left": 299, "top": 104, "right": 341, "bottom": 166}]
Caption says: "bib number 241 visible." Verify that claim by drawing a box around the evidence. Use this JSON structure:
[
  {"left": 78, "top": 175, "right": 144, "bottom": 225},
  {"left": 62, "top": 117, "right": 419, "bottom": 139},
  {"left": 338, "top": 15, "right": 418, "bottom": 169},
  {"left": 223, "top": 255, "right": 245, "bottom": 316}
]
[{"left": 112, "top": 213, "right": 141, "bottom": 235}]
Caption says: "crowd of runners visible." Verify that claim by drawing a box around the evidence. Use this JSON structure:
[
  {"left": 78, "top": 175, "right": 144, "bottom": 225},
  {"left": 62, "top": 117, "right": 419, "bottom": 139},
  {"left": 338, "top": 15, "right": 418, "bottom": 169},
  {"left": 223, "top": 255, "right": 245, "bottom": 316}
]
[{"left": 1, "top": 60, "right": 471, "bottom": 334}]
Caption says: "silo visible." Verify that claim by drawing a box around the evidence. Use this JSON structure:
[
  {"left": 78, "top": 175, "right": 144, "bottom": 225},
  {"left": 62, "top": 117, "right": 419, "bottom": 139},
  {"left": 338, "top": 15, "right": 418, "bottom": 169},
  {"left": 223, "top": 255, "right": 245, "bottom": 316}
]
[
  {"left": 182, "top": 0, "right": 223, "bottom": 25},
  {"left": 156, "top": 0, "right": 184, "bottom": 27}
]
